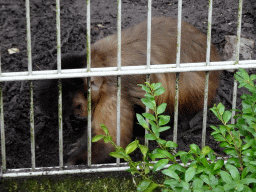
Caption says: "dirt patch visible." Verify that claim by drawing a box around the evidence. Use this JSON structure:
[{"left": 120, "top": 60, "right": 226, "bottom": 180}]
[{"left": 0, "top": 0, "right": 255, "bottom": 168}]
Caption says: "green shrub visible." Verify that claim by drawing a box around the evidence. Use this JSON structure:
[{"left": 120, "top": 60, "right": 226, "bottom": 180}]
[{"left": 92, "top": 68, "right": 256, "bottom": 191}]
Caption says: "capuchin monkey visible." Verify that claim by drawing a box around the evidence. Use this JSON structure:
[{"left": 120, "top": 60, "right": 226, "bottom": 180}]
[{"left": 37, "top": 16, "right": 221, "bottom": 165}]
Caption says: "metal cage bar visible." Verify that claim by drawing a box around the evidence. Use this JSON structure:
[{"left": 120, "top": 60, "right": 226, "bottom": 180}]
[
  {"left": 145, "top": 0, "right": 152, "bottom": 147},
  {"left": 55, "top": 0, "right": 64, "bottom": 168},
  {"left": 86, "top": 0, "right": 92, "bottom": 168},
  {"left": 173, "top": 0, "right": 183, "bottom": 144},
  {"left": 201, "top": 0, "right": 213, "bottom": 148},
  {"left": 0, "top": 60, "right": 256, "bottom": 82},
  {"left": 116, "top": 0, "right": 122, "bottom": 166},
  {"left": 231, "top": 0, "right": 244, "bottom": 124},
  {"left": 25, "top": 0, "right": 36, "bottom": 169}
]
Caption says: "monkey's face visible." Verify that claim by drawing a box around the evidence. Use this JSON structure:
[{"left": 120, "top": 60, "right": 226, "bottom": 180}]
[{"left": 71, "top": 91, "right": 88, "bottom": 120}]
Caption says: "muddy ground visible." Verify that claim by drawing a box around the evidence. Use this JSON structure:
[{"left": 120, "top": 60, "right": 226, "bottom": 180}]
[{"left": 0, "top": 0, "right": 256, "bottom": 168}]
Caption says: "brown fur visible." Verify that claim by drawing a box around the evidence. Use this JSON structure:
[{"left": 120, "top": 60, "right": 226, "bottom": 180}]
[{"left": 37, "top": 17, "right": 220, "bottom": 165}]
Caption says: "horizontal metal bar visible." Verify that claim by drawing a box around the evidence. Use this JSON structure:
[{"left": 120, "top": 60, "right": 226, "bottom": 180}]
[
  {"left": 0, "top": 60, "right": 256, "bottom": 82},
  {"left": 2, "top": 156, "right": 227, "bottom": 178},
  {"left": 2, "top": 163, "right": 130, "bottom": 178}
]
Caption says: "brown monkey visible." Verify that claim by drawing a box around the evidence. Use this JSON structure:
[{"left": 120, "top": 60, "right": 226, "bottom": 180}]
[{"left": 37, "top": 17, "right": 220, "bottom": 165}]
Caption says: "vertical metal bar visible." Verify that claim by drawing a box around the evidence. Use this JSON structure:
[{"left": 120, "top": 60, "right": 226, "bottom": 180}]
[
  {"left": 30, "top": 81, "right": 35, "bottom": 169},
  {"left": 26, "top": 0, "right": 36, "bottom": 169},
  {"left": 146, "top": 0, "right": 152, "bottom": 70},
  {"left": 56, "top": 0, "right": 63, "bottom": 168},
  {"left": 173, "top": 0, "right": 182, "bottom": 144},
  {"left": 25, "top": 0, "right": 32, "bottom": 74},
  {"left": 231, "top": 0, "right": 243, "bottom": 124},
  {"left": 116, "top": 76, "right": 121, "bottom": 166},
  {"left": 58, "top": 80, "right": 63, "bottom": 168},
  {"left": 173, "top": 73, "right": 179, "bottom": 144},
  {"left": 145, "top": 0, "right": 152, "bottom": 147},
  {"left": 116, "top": 0, "right": 122, "bottom": 166},
  {"left": 56, "top": 0, "right": 62, "bottom": 73},
  {"left": 0, "top": 49, "right": 5, "bottom": 170},
  {"left": 86, "top": 0, "right": 91, "bottom": 71},
  {"left": 0, "top": 84, "right": 5, "bottom": 171},
  {"left": 202, "top": 72, "right": 209, "bottom": 148},
  {"left": 86, "top": 0, "right": 92, "bottom": 167},
  {"left": 175, "top": 0, "right": 182, "bottom": 68},
  {"left": 202, "top": 0, "right": 213, "bottom": 148},
  {"left": 87, "top": 78, "right": 92, "bottom": 166}
]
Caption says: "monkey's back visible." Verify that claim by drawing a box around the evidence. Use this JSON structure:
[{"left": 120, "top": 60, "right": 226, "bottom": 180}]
[{"left": 91, "top": 17, "right": 220, "bottom": 116}]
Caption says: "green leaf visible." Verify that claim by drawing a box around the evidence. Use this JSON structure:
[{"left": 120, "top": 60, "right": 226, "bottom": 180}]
[
  {"left": 142, "top": 113, "right": 155, "bottom": 121},
  {"left": 153, "top": 159, "right": 169, "bottom": 172},
  {"left": 225, "top": 164, "right": 240, "bottom": 181},
  {"left": 227, "top": 157, "right": 241, "bottom": 168},
  {"left": 136, "top": 114, "right": 149, "bottom": 129},
  {"left": 144, "top": 182, "right": 158, "bottom": 192},
  {"left": 153, "top": 83, "right": 162, "bottom": 90},
  {"left": 157, "top": 148, "right": 173, "bottom": 159},
  {"left": 158, "top": 115, "right": 170, "bottom": 126},
  {"left": 219, "top": 142, "right": 231, "bottom": 148},
  {"left": 235, "top": 184, "right": 244, "bottom": 191},
  {"left": 125, "top": 140, "right": 138, "bottom": 155},
  {"left": 109, "top": 152, "right": 125, "bottom": 159},
  {"left": 223, "top": 111, "right": 232, "bottom": 123},
  {"left": 251, "top": 74, "right": 256, "bottom": 80},
  {"left": 208, "top": 151, "right": 216, "bottom": 162},
  {"left": 144, "top": 93, "right": 154, "bottom": 99},
  {"left": 210, "top": 125, "right": 220, "bottom": 133},
  {"left": 162, "top": 169, "right": 180, "bottom": 180},
  {"left": 163, "top": 179, "right": 179, "bottom": 187},
  {"left": 213, "top": 134, "right": 226, "bottom": 142},
  {"left": 139, "top": 144, "right": 149, "bottom": 157},
  {"left": 185, "top": 167, "right": 196, "bottom": 182},
  {"left": 156, "top": 139, "right": 166, "bottom": 146},
  {"left": 219, "top": 170, "right": 233, "bottom": 184},
  {"left": 158, "top": 126, "right": 171, "bottom": 133},
  {"left": 137, "top": 180, "right": 151, "bottom": 192},
  {"left": 241, "top": 143, "right": 252, "bottom": 150},
  {"left": 150, "top": 153, "right": 165, "bottom": 160},
  {"left": 92, "top": 135, "right": 104, "bottom": 142},
  {"left": 149, "top": 121, "right": 158, "bottom": 134},
  {"left": 210, "top": 107, "right": 221, "bottom": 120},
  {"left": 157, "top": 103, "right": 167, "bottom": 114},
  {"left": 217, "top": 103, "right": 225, "bottom": 115},
  {"left": 190, "top": 144, "right": 201, "bottom": 155},
  {"left": 200, "top": 157, "right": 209, "bottom": 168},
  {"left": 103, "top": 136, "right": 111, "bottom": 143},
  {"left": 141, "top": 98, "right": 155, "bottom": 110},
  {"left": 154, "top": 87, "right": 165, "bottom": 96},
  {"left": 202, "top": 146, "right": 211, "bottom": 156},
  {"left": 145, "top": 133, "right": 156, "bottom": 140},
  {"left": 100, "top": 123, "right": 109, "bottom": 135},
  {"left": 208, "top": 173, "right": 218, "bottom": 187},
  {"left": 213, "top": 159, "right": 224, "bottom": 170},
  {"left": 166, "top": 141, "right": 178, "bottom": 148},
  {"left": 138, "top": 84, "right": 151, "bottom": 93},
  {"left": 224, "top": 149, "right": 237, "bottom": 156},
  {"left": 200, "top": 174, "right": 210, "bottom": 185},
  {"left": 240, "top": 178, "right": 256, "bottom": 185},
  {"left": 219, "top": 125, "right": 227, "bottom": 136},
  {"left": 223, "top": 183, "right": 235, "bottom": 191},
  {"left": 192, "top": 178, "right": 204, "bottom": 189},
  {"left": 181, "top": 181, "right": 190, "bottom": 190},
  {"left": 169, "top": 164, "right": 186, "bottom": 172}
]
